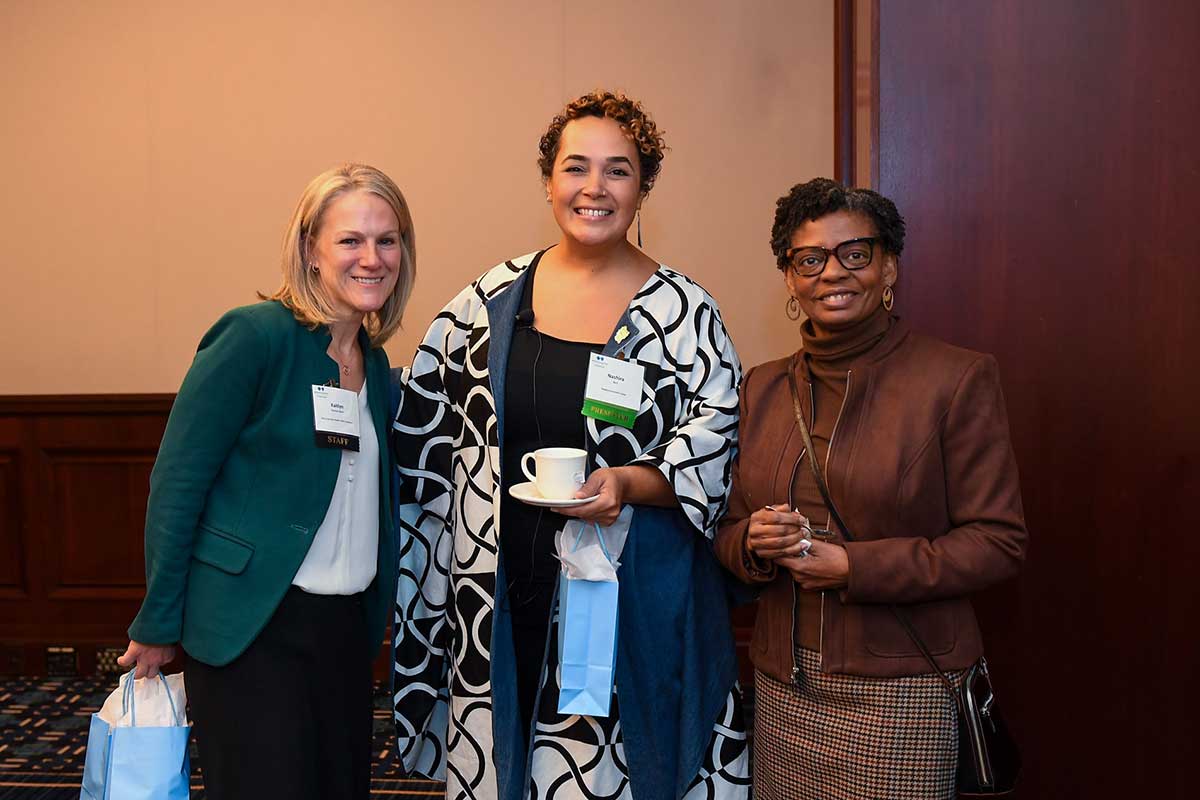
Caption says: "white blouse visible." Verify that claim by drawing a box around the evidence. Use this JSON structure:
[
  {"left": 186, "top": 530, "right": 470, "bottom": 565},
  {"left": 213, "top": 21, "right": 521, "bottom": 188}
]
[{"left": 292, "top": 382, "right": 379, "bottom": 595}]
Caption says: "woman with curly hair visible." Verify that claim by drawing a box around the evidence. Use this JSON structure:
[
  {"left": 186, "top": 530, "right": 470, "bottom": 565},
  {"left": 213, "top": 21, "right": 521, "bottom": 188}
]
[
  {"left": 714, "top": 178, "right": 1027, "bottom": 799},
  {"left": 391, "top": 91, "right": 750, "bottom": 798}
]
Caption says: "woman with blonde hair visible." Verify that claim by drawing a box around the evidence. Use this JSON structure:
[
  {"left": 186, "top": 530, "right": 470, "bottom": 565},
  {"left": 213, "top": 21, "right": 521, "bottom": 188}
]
[{"left": 119, "top": 163, "right": 416, "bottom": 800}]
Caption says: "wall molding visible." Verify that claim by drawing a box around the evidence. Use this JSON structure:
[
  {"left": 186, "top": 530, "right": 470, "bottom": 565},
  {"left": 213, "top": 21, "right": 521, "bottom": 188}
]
[{"left": 0, "top": 395, "right": 175, "bottom": 415}]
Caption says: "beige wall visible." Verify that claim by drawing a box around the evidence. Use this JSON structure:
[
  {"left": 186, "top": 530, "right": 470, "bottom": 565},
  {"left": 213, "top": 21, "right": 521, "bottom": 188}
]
[{"left": 0, "top": 0, "right": 832, "bottom": 394}]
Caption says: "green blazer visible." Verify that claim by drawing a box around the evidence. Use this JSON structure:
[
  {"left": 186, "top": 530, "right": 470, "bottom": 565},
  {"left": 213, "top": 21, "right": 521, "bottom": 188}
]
[{"left": 128, "top": 301, "right": 396, "bottom": 667}]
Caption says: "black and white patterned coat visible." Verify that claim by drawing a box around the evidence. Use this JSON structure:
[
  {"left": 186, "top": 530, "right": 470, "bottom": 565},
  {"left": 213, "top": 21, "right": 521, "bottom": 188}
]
[{"left": 391, "top": 252, "right": 748, "bottom": 799}]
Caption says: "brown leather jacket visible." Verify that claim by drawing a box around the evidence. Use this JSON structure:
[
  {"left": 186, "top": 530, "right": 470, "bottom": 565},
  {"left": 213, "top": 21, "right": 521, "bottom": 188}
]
[{"left": 715, "top": 319, "right": 1027, "bottom": 680}]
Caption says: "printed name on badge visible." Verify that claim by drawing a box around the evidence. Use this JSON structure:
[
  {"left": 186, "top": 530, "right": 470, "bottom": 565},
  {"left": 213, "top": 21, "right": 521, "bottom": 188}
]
[
  {"left": 581, "top": 353, "right": 644, "bottom": 429},
  {"left": 311, "top": 384, "right": 361, "bottom": 451}
]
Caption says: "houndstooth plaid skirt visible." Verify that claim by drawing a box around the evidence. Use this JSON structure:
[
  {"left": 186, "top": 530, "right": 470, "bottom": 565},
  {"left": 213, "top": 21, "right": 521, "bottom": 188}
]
[{"left": 753, "top": 647, "right": 963, "bottom": 800}]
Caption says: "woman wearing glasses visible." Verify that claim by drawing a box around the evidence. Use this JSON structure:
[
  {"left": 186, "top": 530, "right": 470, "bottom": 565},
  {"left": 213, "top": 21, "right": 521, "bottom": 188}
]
[{"left": 714, "top": 178, "right": 1027, "bottom": 799}]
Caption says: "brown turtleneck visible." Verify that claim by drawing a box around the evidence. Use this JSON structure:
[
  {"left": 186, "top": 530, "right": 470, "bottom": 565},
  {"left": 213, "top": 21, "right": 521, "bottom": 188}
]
[{"left": 792, "top": 305, "right": 893, "bottom": 649}]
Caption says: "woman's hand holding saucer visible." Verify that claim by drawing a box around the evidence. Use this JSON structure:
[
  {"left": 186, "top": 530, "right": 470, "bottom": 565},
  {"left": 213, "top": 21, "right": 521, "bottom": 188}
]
[{"left": 557, "top": 467, "right": 625, "bottom": 526}]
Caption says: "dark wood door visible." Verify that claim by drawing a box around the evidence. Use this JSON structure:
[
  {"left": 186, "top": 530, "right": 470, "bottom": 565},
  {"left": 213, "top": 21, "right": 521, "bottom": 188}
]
[{"left": 872, "top": 1, "right": 1200, "bottom": 796}]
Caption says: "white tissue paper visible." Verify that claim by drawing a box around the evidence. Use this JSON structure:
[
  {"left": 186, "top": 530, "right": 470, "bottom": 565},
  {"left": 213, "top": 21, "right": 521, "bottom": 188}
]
[
  {"left": 97, "top": 671, "right": 188, "bottom": 728},
  {"left": 555, "top": 506, "right": 633, "bottom": 582}
]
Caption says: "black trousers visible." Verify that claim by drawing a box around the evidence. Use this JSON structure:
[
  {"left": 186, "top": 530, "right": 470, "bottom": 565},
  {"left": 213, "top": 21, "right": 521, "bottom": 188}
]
[
  {"left": 507, "top": 579, "right": 555, "bottom": 736},
  {"left": 185, "top": 587, "right": 373, "bottom": 800}
]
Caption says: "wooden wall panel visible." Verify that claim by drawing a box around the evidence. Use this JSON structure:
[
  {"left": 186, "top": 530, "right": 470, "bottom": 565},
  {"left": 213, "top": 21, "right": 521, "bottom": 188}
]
[
  {"left": 0, "top": 396, "right": 172, "bottom": 674},
  {"left": 45, "top": 450, "right": 154, "bottom": 595},
  {"left": 0, "top": 449, "right": 26, "bottom": 596},
  {"left": 869, "top": 1, "right": 1200, "bottom": 797}
]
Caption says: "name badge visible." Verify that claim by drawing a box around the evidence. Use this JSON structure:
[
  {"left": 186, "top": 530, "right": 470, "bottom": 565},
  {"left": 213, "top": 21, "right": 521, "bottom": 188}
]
[
  {"left": 312, "top": 384, "right": 360, "bottom": 451},
  {"left": 581, "top": 353, "right": 644, "bottom": 429}
]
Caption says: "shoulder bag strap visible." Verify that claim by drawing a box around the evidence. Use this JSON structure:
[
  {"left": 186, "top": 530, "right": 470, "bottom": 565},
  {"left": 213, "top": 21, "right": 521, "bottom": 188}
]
[{"left": 786, "top": 356, "right": 852, "bottom": 543}]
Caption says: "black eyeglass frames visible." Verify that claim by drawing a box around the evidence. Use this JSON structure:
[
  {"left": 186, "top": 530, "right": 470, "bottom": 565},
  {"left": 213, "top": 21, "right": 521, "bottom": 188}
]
[{"left": 784, "top": 236, "right": 877, "bottom": 277}]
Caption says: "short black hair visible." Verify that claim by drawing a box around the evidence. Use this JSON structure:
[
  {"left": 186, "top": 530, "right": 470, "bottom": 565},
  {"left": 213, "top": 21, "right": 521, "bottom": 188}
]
[{"left": 770, "top": 178, "right": 906, "bottom": 270}]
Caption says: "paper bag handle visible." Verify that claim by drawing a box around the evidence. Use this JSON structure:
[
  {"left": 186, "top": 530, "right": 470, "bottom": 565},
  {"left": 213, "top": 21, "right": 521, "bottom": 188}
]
[
  {"left": 121, "top": 669, "right": 183, "bottom": 727},
  {"left": 569, "top": 522, "right": 615, "bottom": 565}
]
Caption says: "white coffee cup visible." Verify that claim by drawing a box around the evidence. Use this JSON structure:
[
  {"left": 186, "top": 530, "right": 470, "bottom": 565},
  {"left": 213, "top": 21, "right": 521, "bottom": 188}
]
[{"left": 521, "top": 447, "right": 587, "bottom": 500}]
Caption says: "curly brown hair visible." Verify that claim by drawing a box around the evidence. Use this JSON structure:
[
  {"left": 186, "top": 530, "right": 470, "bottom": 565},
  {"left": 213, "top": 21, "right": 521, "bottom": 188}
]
[{"left": 538, "top": 90, "right": 667, "bottom": 196}]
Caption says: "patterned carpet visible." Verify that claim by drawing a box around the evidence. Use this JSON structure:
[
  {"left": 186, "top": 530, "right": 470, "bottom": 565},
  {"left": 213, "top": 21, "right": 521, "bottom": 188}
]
[{"left": 0, "top": 676, "right": 443, "bottom": 799}]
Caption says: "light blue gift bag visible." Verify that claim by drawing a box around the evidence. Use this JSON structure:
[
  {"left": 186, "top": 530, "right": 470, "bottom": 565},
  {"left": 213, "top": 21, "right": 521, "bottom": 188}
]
[
  {"left": 557, "top": 523, "right": 620, "bottom": 717},
  {"left": 80, "top": 671, "right": 191, "bottom": 800}
]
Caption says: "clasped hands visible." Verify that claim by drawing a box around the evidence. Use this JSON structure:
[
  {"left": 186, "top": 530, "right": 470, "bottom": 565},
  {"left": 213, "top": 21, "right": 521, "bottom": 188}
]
[{"left": 746, "top": 504, "right": 849, "bottom": 590}]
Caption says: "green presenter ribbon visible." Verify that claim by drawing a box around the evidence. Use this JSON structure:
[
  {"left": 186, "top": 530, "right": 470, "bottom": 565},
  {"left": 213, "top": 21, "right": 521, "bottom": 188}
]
[{"left": 581, "top": 398, "right": 637, "bottom": 429}]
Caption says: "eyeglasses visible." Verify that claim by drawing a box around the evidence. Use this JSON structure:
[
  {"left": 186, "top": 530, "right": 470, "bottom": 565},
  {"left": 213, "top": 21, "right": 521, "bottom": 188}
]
[{"left": 784, "top": 237, "right": 877, "bottom": 277}]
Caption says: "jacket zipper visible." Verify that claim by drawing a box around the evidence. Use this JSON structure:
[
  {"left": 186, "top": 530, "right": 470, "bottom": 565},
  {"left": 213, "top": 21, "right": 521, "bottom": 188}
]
[
  {"left": 824, "top": 372, "right": 850, "bottom": 490},
  {"left": 813, "top": 372, "right": 851, "bottom": 673},
  {"left": 789, "top": 581, "right": 800, "bottom": 685},
  {"left": 789, "top": 445, "right": 806, "bottom": 686}
]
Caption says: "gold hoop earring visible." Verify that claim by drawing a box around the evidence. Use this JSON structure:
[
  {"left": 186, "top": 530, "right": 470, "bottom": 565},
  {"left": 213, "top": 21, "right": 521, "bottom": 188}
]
[
  {"left": 785, "top": 296, "right": 802, "bottom": 321},
  {"left": 882, "top": 285, "right": 895, "bottom": 311},
  {"left": 310, "top": 262, "right": 319, "bottom": 274}
]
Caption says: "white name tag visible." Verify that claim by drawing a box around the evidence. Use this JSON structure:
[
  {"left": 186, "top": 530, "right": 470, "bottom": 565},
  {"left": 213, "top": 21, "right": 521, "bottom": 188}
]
[
  {"left": 312, "top": 384, "right": 360, "bottom": 451},
  {"left": 581, "top": 353, "right": 644, "bottom": 429}
]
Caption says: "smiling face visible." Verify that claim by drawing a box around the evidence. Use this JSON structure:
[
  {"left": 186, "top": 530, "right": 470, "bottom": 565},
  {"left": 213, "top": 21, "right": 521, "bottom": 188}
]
[
  {"left": 785, "top": 209, "right": 898, "bottom": 334},
  {"left": 546, "top": 116, "right": 642, "bottom": 251},
  {"left": 308, "top": 190, "right": 403, "bottom": 321}
]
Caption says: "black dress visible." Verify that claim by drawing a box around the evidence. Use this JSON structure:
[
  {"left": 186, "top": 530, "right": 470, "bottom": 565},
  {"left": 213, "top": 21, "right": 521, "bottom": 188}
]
[{"left": 499, "top": 259, "right": 602, "bottom": 734}]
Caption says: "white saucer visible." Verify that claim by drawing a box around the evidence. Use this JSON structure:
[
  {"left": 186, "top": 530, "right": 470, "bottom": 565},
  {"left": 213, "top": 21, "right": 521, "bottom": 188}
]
[{"left": 508, "top": 481, "right": 598, "bottom": 508}]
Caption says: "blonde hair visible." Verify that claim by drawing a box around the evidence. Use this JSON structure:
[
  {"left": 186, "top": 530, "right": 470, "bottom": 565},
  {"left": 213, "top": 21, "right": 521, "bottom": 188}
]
[{"left": 268, "top": 163, "right": 416, "bottom": 347}]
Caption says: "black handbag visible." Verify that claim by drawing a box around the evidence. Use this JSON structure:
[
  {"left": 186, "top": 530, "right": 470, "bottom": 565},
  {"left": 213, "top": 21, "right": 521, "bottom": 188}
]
[{"left": 786, "top": 359, "right": 1021, "bottom": 796}]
